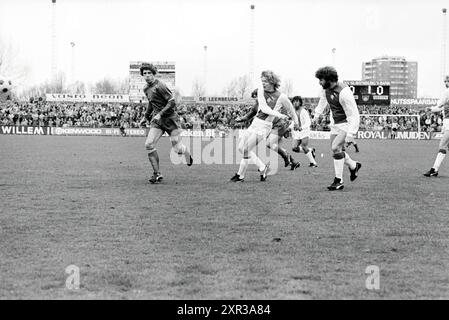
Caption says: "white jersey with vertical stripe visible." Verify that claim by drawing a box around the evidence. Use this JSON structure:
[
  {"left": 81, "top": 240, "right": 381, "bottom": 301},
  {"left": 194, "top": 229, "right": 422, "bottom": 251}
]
[{"left": 255, "top": 89, "right": 293, "bottom": 123}]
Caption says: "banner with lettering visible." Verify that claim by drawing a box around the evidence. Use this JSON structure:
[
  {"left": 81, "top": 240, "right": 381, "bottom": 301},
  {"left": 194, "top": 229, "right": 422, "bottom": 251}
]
[{"left": 45, "top": 94, "right": 130, "bottom": 103}]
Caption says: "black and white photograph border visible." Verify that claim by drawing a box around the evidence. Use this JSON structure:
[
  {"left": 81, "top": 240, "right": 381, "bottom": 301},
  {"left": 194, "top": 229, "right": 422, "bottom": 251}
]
[{"left": 1, "top": 0, "right": 449, "bottom": 303}]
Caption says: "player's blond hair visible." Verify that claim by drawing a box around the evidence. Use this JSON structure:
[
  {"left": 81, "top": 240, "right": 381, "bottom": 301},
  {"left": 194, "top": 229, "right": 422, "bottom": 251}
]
[{"left": 261, "top": 70, "right": 281, "bottom": 89}]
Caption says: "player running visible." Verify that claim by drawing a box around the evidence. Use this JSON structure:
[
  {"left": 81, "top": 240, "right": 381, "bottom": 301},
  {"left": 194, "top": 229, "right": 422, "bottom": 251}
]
[
  {"left": 290, "top": 95, "right": 318, "bottom": 167},
  {"left": 139, "top": 63, "right": 193, "bottom": 184},
  {"left": 312, "top": 66, "right": 361, "bottom": 190},
  {"left": 423, "top": 75, "right": 449, "bottom": 177},
  {"left": 230, "top": 70, "right": 300, "bottom": 182},
  {"left": 235, "top": 89, "right": 301, "bottom": 170}
]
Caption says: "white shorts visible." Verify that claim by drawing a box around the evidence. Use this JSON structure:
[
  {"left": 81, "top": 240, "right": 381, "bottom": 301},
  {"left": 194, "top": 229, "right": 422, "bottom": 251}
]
[
  {"left": 443, "top": 119, "right": 449, "bottom": 131},
  {"left": 292, "top": 128, "right": 311, "bottom": 140},
  {"left": 329, "top": 122, "right": 349, "bottom": 135},
  {"left": 247, "top": 117, "right": 273, "bottom": 137}
]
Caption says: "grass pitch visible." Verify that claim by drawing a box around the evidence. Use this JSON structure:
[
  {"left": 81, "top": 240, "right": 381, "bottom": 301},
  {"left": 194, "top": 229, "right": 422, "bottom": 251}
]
[{"left": 0, "top": 135, "right": 448, "bottom": 299}]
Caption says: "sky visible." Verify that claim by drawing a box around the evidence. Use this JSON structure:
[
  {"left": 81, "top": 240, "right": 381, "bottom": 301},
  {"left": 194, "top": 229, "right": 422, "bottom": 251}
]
[{"left": 0, "top": 0, "right": 448, "bottom": 97}]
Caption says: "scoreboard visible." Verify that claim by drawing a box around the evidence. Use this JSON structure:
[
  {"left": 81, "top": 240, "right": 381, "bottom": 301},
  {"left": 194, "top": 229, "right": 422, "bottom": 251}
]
[
  {"left": 344, "top": 81, "right": 390, "bottom": 106},
  {"left": 129, "top": 61, "right": 176, "bottom": 103}
]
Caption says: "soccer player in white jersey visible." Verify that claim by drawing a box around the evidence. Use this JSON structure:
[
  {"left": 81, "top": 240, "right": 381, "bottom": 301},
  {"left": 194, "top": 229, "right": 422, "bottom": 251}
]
[
  {"left": 290, "top": 96, "right": 318, "bottom": 167},
  {"left": 311, "top": 66, "right": 362, "bottom": 190},
  {"left": 230, "top": 70, "right": 300, "bottom": 182},
  {"left": 423, "top": 75, "right": 449, "bottom": 177},
  {"left": 235, "top": 89, "right": 301, "bottom": 170}
]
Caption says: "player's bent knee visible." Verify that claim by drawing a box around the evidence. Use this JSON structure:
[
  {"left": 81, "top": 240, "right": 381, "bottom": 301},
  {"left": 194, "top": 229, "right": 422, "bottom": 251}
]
[
  {"left": 331, "top": 146, "right": 341, "bottom": 153},
  {"left": 333, "top": 152, "right": 345, "bottom": 160},
  {"left": 173, "top": 142, "right": 187, "bottom": 155},
  {"left": 146, "top": 146, "right": 157, "bottom": 154},
  {"left": 145, "top": 141, "right": 156, "bottom": 153},
  {"left": 238, "top": 141, "right": 248, "bottom": 154}
]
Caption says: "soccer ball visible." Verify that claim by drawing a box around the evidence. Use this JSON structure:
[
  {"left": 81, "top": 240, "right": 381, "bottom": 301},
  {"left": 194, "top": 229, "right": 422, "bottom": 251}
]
[{"left": 0, "top": 76, "right": 13, "bottom": 101}]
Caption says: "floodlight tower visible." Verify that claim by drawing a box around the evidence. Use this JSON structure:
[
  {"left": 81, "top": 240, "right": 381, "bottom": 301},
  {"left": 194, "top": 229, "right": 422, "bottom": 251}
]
[
  {"left": 51, "top": 0, "right": 57, "bottom": 82},
  {"left": 203, "top": 45, "right": 208, "bottom": 95},
  {"left": 70, "top": 42, "right": 75, "bottom": 84},
  {"left": 441, "top": 8, "right": 447, "bottom": 94},
  {"left": 249, "top": 4, "right": 255, "bottom": 90},
  {"left": 332, "top": 48, "right": 337, "bottom": 67}
]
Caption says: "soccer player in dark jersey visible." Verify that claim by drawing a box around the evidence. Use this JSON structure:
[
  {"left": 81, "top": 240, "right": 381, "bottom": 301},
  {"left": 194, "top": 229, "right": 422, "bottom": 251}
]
[
  {"left": 138, "top": 63, "right": 193, "bottom": 184},
  {"left": 423, "top": 75, "right": 449, "bottom": 177},
  {"left": 312, "top": 66, "right": 361, "bottom": 190},
  {"left": 230, "top": 70, "right": 300, "bottom": 182},
  {"left": 235, "top": 89, "right": 301, "bottom": 170}
]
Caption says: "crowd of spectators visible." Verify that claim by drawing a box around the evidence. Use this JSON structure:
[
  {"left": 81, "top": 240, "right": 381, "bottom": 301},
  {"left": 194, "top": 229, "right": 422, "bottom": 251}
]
[
  {"left": 0, "top": 100, "right": 444, "bottom": 132},
  {"left": 0, "top": 100, "right": 256, "bottom": 130}
]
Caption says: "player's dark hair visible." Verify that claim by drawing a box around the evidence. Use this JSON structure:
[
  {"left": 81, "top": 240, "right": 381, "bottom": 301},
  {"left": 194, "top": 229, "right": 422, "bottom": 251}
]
[
  {"left": 261, "top": 70, "right": 281, "bottom": 89},
  {"left": 251, "top": 88, "right": 258, "bottom": 98},
  {"left": 140, "top": 63, "right": 157, "bottom": 76},
  {"left": 291, "top": 96, "right": 303, "bottom": 106},
  {"left": 315, "top": 66, "right": 338, "bottom": 82}
]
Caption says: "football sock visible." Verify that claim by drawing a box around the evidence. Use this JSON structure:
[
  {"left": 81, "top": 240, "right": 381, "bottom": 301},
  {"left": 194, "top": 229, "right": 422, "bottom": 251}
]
[
  {"left": 238, "top": 157, "right": 250, "bottom": 179},
  {"left": 344, "top": 152, "right": 356, "bottom": 170},
  {"left": 433, "top": 149, "right": 447, "bottom": 171},
  {"left": 184, "top": 149, "right": 192, "bottom": 165},
  {"left": 333, "top": 152, "right": 345, "bottom": 180},
  {"left": 306, "top": 150, "right": 316, "bottom": 165},
  {"left": 250, "top": 151, "right": 266, "bottom": 172},
  {"left": 277, "top": 147, "right": 289, "bottom": 163},
  {"left": 148, "top": 150, "right": 160, "bottom": 174}
]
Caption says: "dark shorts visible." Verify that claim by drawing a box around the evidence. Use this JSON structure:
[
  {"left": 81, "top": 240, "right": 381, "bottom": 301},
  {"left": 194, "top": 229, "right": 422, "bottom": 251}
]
[
  {"left": 150, "top": 113, "right": 181, "bottom": 135},
  {"left": 270, "top": 119, "right": 291, "bottom": 137}
]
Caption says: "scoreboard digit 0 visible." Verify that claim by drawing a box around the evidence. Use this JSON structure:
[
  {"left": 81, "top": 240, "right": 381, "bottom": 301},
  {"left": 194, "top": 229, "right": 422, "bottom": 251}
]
[{"left": 344, "top": 81, "right": 390, "bottom": 106}]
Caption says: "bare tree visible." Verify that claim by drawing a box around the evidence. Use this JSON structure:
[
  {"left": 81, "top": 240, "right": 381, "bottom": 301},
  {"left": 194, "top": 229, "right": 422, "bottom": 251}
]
[
  {"left": 235, "top": 75, "right": 251, "bottom": 99},
  {"left": 94, "top": 77, "right": 115, "bottom": 94},
  {"left": 222, "top": 75, "right": 251, "bottom": 98},
  {"left": 191, "top": 78, "right": 206, "bottom": 97},
  {"left": 0, "top": 37, "right": 29, "bottom": 82},
  {"left": 72, "top": 81, "right": 86, "bottom": 94},
  {"left": 222, "top": 79, "right": 238, "bottom": 97},
  {"left": 173, "top": 86, "right": 183, "bottom": 103},
  {"left": 109, "top": 76, "right": 129, "bottom": 94},
  {"left": 281, "top": 78, "right": 294, "bottom": 97},
  {"left": 17, "top": 72, "right": 71, "bottom": 100},
  {"left": 38, "top": 71, "right": 67, "bottom": 93}
]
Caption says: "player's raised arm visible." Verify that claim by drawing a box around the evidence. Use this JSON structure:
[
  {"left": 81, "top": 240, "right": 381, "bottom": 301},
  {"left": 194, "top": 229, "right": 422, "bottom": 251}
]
[
  {"left": 313, "top": 90, "right": 329, "bottom": 121},
  {"left": 428, "top": 90, "right": 449, "bottom": 112},
  {"left": 257, "top": 84, "right": 288, "bottom": 119},
  {"left": 339, "top": 86, "right": 360, "bottom": 136},
  {"left": 281, "top": 94, "right": 300, "bottom": 129}
]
